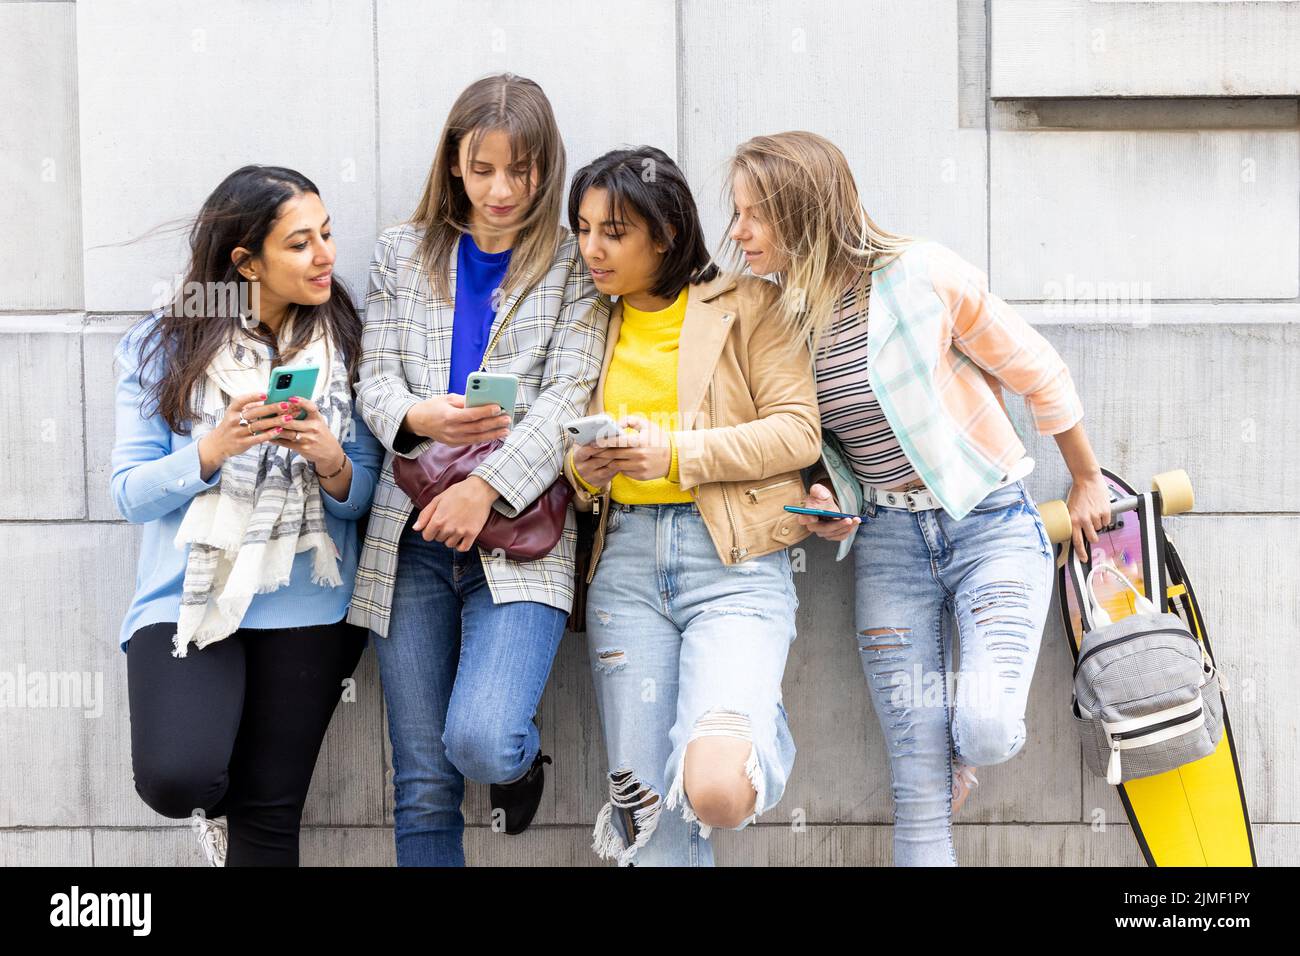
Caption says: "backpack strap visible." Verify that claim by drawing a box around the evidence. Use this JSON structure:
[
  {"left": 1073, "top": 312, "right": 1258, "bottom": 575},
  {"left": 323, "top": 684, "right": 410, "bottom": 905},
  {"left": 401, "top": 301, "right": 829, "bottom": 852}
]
[{"left": 1135, "top": 490, "right": 1169, "bottom": 608}]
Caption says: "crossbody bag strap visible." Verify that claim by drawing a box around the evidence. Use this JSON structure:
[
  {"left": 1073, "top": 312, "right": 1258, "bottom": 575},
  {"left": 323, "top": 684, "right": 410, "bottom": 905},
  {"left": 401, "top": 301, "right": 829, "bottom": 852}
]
[{"left": 476, "top": 277, "right": 534, "bottom": 371}]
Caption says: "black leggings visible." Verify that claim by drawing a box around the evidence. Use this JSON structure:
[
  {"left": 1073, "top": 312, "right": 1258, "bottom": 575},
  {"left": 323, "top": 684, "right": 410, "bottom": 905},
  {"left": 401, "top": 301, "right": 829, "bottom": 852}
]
[{"left": 126, "top": 618, "right": 367, "bottom": 866}]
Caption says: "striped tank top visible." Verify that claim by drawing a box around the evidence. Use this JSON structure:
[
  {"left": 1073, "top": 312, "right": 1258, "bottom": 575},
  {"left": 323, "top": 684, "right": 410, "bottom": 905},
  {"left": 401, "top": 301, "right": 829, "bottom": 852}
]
[{"left": 814, "top": 275, "right": 922, "bottom": 490}]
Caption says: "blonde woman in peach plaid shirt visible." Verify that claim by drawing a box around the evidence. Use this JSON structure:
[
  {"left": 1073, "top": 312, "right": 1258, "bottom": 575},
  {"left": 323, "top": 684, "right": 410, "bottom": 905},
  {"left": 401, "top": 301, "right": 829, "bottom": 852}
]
[{"left": 723, "top": 131, "right": 1113, "bottom": 866}]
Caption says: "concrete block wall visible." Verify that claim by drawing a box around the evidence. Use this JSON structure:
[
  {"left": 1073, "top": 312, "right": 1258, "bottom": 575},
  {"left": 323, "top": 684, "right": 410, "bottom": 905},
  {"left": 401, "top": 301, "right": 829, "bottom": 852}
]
[{"left": 1, "top": 0, "right": 1296, "bottom": 866}]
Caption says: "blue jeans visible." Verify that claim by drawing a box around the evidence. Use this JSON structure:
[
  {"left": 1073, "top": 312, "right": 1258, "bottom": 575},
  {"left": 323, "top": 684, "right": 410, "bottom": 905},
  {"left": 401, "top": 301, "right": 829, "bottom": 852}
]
[
  {"left": 852, "top": 479, "right": 1054, "bottom": 866},
  {"left": 374, "top": 523, "right": 568, "bottom": 866},
  {"left": 585, "top": 502, "right": 799, "bottom": 867}
]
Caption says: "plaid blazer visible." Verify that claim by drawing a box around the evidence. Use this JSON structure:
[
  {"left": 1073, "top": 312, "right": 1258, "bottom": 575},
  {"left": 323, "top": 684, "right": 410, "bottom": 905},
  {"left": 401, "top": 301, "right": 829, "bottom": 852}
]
[
  {"left": 348, "top": 223, "right": 609, "bottom": 637},
  {"left": 822, "top": 240, "right": 1084, "bottom": 548}
]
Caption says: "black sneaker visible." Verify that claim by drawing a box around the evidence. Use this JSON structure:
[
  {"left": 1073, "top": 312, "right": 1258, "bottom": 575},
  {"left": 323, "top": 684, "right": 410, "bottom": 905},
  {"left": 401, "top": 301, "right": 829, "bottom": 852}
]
[{"left": 490, "top": 752, "right": 552, "bottom": 835}]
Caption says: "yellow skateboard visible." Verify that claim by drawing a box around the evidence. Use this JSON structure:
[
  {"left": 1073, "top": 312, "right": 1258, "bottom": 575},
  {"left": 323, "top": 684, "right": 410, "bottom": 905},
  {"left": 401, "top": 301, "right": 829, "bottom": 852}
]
[{"left": 1039, "top": 469, "right": 1254, "bottom": 867}]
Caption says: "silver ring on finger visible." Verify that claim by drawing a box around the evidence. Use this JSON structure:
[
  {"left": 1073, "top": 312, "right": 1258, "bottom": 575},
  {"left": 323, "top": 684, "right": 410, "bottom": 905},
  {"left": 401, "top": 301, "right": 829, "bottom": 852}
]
[{"left": 238, "top": 413, "right": 250, "bottom": 428}]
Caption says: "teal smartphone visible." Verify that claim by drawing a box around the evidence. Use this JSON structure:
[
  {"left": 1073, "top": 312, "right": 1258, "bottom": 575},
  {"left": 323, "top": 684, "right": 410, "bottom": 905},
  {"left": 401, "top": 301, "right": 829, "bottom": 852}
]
[
  {"left": 266, "top": 364, "right": 320, "bottom": 421},
  {"left": 466, "top": 372, "right": 518, "bottom": 423},
  {"left": 783, "top": 504, "right": 860, "bottom": 522}
]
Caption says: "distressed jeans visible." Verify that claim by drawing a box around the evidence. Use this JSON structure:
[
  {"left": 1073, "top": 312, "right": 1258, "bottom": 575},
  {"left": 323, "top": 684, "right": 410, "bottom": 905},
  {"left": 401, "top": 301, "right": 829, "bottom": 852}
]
[
  {"left": 852, "top": 479, "right": 1054, "bottom": 866},
  {"left": 585, "top": 501, "right": 799, "bottom": 867}
]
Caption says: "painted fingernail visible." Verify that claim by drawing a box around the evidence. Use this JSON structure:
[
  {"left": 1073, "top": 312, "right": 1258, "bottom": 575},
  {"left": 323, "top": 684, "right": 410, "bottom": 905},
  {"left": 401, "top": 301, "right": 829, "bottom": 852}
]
[
  {"left": 280, "top": 402, "right": 289, "bottom": 410},
  {"left": 289, "top": 396, "right": 300, "bottom": 404},
  {"left": 283, "top": 415, "right": 293, "bottom": 421},
  {"left": 276, "top": 427, "right": 284, "bottom": 433}
]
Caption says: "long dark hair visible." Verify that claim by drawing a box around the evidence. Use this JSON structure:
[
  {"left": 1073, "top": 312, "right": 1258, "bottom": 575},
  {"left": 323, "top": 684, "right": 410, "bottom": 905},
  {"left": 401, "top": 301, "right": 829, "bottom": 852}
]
[
  {"left": 134, "top": 165, "right": 362, "bottom": 434},
  {"left": 567, "top": 146, "right": 718, "bottom": 299}
]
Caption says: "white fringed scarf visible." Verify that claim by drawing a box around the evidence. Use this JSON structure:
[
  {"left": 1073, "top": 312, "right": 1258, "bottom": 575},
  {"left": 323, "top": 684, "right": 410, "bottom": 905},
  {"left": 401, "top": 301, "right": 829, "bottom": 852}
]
[{"left": 171, "top": 319, "right": 351, "bottom": 658}]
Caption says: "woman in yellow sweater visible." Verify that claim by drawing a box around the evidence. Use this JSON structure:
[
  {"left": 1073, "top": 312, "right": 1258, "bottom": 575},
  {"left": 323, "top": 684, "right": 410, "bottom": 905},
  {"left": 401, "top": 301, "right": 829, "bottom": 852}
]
[{"left": 563, "top": 146, "right": 821, "bottom": 866}]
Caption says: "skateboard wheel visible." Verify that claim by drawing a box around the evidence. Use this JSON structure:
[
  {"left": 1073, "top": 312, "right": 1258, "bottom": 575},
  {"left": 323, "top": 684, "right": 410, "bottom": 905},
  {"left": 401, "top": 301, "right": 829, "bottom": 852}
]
[
  {"left": 1153, "top": 469, "right": 1194, "bottom": 516},
  {"left": 1039, "top": 499, "right": 1073, "bottom": 544}
]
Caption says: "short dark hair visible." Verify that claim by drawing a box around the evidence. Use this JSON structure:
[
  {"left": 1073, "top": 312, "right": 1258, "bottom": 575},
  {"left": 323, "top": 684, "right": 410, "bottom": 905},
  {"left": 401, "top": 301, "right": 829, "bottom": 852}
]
[{"left": 567, "top": 145, "right": 719, "bottom": 299}]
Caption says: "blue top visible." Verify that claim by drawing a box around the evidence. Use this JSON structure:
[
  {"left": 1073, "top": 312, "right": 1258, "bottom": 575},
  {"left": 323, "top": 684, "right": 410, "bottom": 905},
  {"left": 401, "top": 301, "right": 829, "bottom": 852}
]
[
  {"left": 110, "top": 315, "right": 385, "bottom": 652},
  {"left": 448, "top": 232, "right": 513, "bottom": 394}
]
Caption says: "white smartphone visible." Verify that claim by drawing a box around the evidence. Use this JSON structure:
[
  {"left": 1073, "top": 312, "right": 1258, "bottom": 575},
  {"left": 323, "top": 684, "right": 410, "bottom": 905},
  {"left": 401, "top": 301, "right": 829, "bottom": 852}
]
[{"left": 563, "top": 413, "right": 621, "bottom": 446}]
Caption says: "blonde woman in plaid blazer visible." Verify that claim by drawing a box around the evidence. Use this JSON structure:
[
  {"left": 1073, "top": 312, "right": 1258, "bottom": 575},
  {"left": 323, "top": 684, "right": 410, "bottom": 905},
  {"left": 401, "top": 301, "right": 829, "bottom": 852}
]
[
  {"left": 349, "top": 75, "right": 608, "bottom": 866},
  {"left": 724, "top": 132, "right": 1114, "bottom": 866}
]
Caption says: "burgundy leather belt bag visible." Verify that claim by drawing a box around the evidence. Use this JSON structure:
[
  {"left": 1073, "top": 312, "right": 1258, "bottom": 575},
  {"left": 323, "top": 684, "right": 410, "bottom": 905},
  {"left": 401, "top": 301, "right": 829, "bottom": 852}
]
[
  {"left": 390, "top": 285, "right": 569, "bottom": 563},
  {"left": 392, "top": 441, "right": 571, "bottom": 562}
]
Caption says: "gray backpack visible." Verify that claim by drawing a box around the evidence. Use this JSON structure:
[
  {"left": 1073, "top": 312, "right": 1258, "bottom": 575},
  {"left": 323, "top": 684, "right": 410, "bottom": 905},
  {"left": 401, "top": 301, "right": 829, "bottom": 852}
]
[{"left": 1072, "top": 562, "right": 1222, "bottom": 784}]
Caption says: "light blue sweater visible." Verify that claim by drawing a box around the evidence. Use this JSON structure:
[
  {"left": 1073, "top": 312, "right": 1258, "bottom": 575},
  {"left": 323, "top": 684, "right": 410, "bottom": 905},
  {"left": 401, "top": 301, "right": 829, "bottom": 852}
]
[{"left": 111, "top": 317, "right": 385, "bottom": 652}]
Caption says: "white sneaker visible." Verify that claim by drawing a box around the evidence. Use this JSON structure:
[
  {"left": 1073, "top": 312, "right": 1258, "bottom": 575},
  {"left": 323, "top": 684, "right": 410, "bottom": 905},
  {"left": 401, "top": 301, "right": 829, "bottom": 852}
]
[
  {"left": 951, "top": 762, "right": 980, "bottom": 815},
  {"left": 192, "top": 814, "right": 228, "bottom": 867}
]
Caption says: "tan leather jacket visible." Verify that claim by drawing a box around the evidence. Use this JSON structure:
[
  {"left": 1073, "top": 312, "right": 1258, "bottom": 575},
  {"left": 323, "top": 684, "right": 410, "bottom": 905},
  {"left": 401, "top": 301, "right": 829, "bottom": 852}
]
[{"left": 563, "top": 272, "right": 821, "bottom": 584}]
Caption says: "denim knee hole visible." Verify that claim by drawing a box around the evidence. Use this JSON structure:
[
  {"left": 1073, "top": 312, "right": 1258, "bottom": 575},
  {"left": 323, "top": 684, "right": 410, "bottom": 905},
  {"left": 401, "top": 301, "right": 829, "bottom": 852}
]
[{"left": 669, "top": 710, "right": 763, "bottom": 834}]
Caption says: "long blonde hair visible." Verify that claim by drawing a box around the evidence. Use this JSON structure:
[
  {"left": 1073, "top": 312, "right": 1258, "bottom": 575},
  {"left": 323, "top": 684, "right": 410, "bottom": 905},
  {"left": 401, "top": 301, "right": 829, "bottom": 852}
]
[
  {"left": 410, "top": 73, "right": 566, "bottom": 302},
  {"left": 723, "top": 131, "right": 915, "bottom": 347}
]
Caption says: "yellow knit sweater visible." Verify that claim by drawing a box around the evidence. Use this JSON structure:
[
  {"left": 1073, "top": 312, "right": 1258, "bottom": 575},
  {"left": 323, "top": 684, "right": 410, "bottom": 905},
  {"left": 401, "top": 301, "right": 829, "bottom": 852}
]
[{"left": 577, "top": 288, "right": 691, "bottom": 504}]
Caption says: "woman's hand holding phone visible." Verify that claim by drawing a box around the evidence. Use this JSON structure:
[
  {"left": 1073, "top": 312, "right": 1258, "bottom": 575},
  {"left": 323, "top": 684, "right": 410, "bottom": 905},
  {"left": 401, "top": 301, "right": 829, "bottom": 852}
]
[
  {"left": 196, "top": 392, "right": 282, "bottom": 479},
  {"left": 795, "top": 483, "right": 861, "bottom": 541},
  {"left": 590, "top": 415, "right": 672, "bottom": 481},
  {"left": 266, "top": 396, "right": 345, "bottom": 474},
  {"left": 405, "top": 394, "right": 512, "bottom": 446},
  {"left": 571, "top": 439, "right": 620, "bottom": 489}
]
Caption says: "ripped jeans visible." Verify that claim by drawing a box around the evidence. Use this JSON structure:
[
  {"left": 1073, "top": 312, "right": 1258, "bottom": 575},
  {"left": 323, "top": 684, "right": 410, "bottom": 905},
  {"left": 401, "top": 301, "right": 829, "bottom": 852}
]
[
  {"left": 852, "top": 479, "right": 1054, "bottom": 866},
  {"left": 585, "top": 501, "right": 798, "bottom": 867}
]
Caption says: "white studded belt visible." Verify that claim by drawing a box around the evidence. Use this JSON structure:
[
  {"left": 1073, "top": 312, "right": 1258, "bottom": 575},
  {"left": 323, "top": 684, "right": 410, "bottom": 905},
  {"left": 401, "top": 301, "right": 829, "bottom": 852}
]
[{"left": 863, "top": 457, "right": 1035, "bottom": 513}]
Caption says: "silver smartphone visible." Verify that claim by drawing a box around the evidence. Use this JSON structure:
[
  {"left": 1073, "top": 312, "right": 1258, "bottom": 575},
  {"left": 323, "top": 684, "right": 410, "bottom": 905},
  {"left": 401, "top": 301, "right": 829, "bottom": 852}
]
[{"left": 563, "top": 413, "right": 621, "bottom": 445}]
